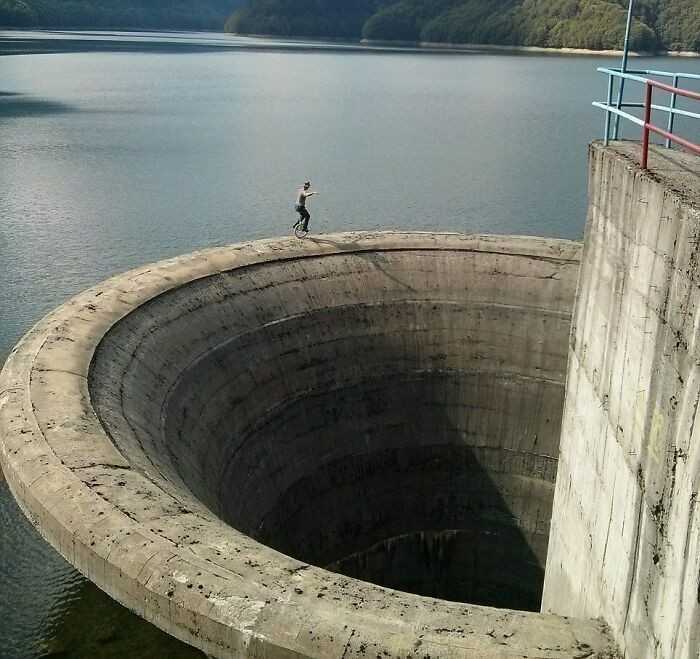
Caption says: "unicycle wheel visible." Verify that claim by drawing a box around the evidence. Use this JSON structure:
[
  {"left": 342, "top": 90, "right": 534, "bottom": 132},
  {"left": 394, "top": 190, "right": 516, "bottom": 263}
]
[{"left": 294, "top": 225, "right": 308, "bottom": 239}]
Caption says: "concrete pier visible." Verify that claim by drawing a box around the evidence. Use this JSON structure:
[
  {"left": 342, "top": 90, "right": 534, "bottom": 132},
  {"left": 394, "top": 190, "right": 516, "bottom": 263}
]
[
  {"left": 543, "top": 142, "right": 700, "bottom": 658},
  {"left": 0, "top": 232, "right": 617, "bottom": 658}
]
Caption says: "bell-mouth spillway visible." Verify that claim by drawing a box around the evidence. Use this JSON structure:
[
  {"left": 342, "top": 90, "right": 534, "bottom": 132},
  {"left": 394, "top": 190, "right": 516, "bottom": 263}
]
[{"left": 0, "top": 232, "right": 617, "bottom": 658}]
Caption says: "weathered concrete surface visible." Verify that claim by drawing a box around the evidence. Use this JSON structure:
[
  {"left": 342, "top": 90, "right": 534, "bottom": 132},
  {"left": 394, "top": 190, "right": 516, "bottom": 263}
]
[
  {"left": 91, "top": 234, "right": 578, "bottom": 612},
  {"left": 543, "top": 143, "right": 700, "bottom": 658},
  {"left": 0, "top": 355, "right": 5, "bottom": 481},
  {"left": 0, "top": 231, "right": 617, "bottom": 658}
]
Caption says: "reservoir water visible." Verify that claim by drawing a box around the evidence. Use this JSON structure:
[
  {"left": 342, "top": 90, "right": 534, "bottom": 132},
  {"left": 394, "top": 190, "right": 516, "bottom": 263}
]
[{"left": 1, "top": 29, "right": 697, "bottom": 658}]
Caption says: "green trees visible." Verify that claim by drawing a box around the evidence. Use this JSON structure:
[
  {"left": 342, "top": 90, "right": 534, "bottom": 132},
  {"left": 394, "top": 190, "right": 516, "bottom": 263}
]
[
  {"left": 0, "top": 0, "right": 38, "bottom": 26},
  {"left": 511, "top": 0, "right": 657, "bottom": 50},
  {"left": 1, "top": 0, "right": 695, "bottom": 51},
  {"left": 362, "top": 0, "right": 461, "bottom": 41},
  {"left": 659, "top": 0, "right": 700, "bottom": 51},
  {"left": 419, "top": 0, "right": 516, "bottom": 45},
  {"left": 0, "top": 0, "right": 244, "bottom": 29},
  {"left": 359, "top": 0, "right": 662, "bottom": 49},
  {"left": 226, "top": 0, "right": 379, "bottom": 38},
  {"left": 225, "top": 0, "right": 699, "bottom": 52}
]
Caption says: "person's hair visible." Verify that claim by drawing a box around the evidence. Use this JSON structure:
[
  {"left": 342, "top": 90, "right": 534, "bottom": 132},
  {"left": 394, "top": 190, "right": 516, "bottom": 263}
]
[{"left": 304, "top": 181, "right": 310, "bottom": 187}]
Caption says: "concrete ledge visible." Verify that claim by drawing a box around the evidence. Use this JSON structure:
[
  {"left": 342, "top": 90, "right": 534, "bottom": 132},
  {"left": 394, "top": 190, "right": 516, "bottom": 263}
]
[
  {"left": 0, "top": 231, "right": 617, "bottom": 658},
  {"left": 543, "top": 144, "right": 700, "bottom": 658}
]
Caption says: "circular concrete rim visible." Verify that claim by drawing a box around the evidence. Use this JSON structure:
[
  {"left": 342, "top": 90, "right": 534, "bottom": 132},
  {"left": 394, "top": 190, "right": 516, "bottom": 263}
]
[{"left": 0, "top": 231, "right": 611, "bottom": 658}]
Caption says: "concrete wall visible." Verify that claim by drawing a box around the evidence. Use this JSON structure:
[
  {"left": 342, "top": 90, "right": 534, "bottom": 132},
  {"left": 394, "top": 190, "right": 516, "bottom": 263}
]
[
  {"left": 543, "top": 143, "right": 700, "bottom": 658},
  {"left": 90, "top": 239, "right": 578, "bottom": 611},
  {"left": 0, "top": 232, "right": 618, "bottom": 658}
]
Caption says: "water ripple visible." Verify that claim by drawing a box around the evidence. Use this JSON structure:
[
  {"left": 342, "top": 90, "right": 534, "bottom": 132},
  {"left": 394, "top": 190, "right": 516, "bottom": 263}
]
[{"left": 0, "top": 482, "right": 84, "bottom": 659}]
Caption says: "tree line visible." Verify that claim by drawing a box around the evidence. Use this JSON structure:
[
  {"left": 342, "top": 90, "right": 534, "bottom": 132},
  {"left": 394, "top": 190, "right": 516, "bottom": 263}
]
[
  {"left": 0, "top": 0, "right": 243, "bottom": 29},
  {"left": 1, "top": 0, "right": 696, "bottom": 51},
  {"left": 224, "top": 0, "right": 699, "bottom": 52}
]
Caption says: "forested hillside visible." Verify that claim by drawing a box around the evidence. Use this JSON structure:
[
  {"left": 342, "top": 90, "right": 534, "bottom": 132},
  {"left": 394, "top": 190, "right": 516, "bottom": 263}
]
[
  {"left": 0, "top": 0, "right": 242, "bottom": 29},
  {"left": 2, "top": 0, "right": 696, "bottom": 51},
  {"left": 225, "top": 0, "right": 699, "bottom": 52}
]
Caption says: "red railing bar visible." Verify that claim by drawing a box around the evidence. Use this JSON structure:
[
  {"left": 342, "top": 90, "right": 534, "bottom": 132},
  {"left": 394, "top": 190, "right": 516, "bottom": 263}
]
[
  {"left": 647, "top": 78, "right": 700, "bottom": 102},
  {"left": 647, "top": 124, "right": 700, "bottom": 156},
  {"left": 642, "top": 83, "right": 652, "bottom": 169},
  {"left": 641, "top": 81, "right": 700, "bottom": 170}
]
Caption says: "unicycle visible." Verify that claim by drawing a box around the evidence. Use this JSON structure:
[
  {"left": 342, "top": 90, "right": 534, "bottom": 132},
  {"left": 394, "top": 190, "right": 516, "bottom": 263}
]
[{"left": 293, "top": 214, "right": 309, "bottom": 239}]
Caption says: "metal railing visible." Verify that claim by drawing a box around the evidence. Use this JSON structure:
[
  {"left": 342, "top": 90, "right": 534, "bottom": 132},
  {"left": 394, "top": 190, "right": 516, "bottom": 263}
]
[{"left": 593, "top": 67, "right": 700, "bottom": 169}]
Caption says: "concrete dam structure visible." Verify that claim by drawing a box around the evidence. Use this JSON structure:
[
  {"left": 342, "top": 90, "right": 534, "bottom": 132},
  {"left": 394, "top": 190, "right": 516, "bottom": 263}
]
[
  {"left": 543, "top": 143, "right": 700, "bottom": 658},
  {"left": 90, "top": 233, "right": 577, "bottom": 616},
  {"left": 0, "top": 142, "right": 697, "bottom": 657}
]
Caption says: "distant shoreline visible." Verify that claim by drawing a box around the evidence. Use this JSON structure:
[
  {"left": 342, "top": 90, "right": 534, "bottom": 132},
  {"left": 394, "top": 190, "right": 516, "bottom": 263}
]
[
  {"left": 364, "top": 38, "right": 700, "bottom": 57},
  {"left": 232, "top": 32, "right": 699, "bottom": 57},
  {"left": 2, "top": 29, "right": 698, "bottom": 57}
]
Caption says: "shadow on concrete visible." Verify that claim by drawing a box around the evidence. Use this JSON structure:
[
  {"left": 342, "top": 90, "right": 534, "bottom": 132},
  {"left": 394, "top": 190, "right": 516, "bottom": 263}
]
[
  {"left": 255, "top": 385, "right": 548, "bottom": 610},
  {"left": 305, "top": 235, "right": 366, "bottom": 251},
  {"left": 217, "top": 318, "right": 553, "bottom": 611},
  {"left": 307, "top": 235, "right": 417, "bottom": 291}
]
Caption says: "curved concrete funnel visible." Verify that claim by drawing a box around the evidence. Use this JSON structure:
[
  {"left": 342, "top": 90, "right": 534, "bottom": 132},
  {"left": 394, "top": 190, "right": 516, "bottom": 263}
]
[{"left": 0, "top": 232, "right": 616, "bottom": 657}]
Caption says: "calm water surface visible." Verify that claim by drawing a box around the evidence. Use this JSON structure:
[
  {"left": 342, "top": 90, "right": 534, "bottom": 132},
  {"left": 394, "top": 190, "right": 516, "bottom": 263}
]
[{"left": 1, "top": 29, "right": 698, "bottom": 658}]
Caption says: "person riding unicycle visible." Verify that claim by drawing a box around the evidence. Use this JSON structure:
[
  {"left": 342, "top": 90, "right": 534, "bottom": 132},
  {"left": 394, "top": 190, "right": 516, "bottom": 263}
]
[{"left": 293, "top": 180, "right": 317, "bottom": 234}]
